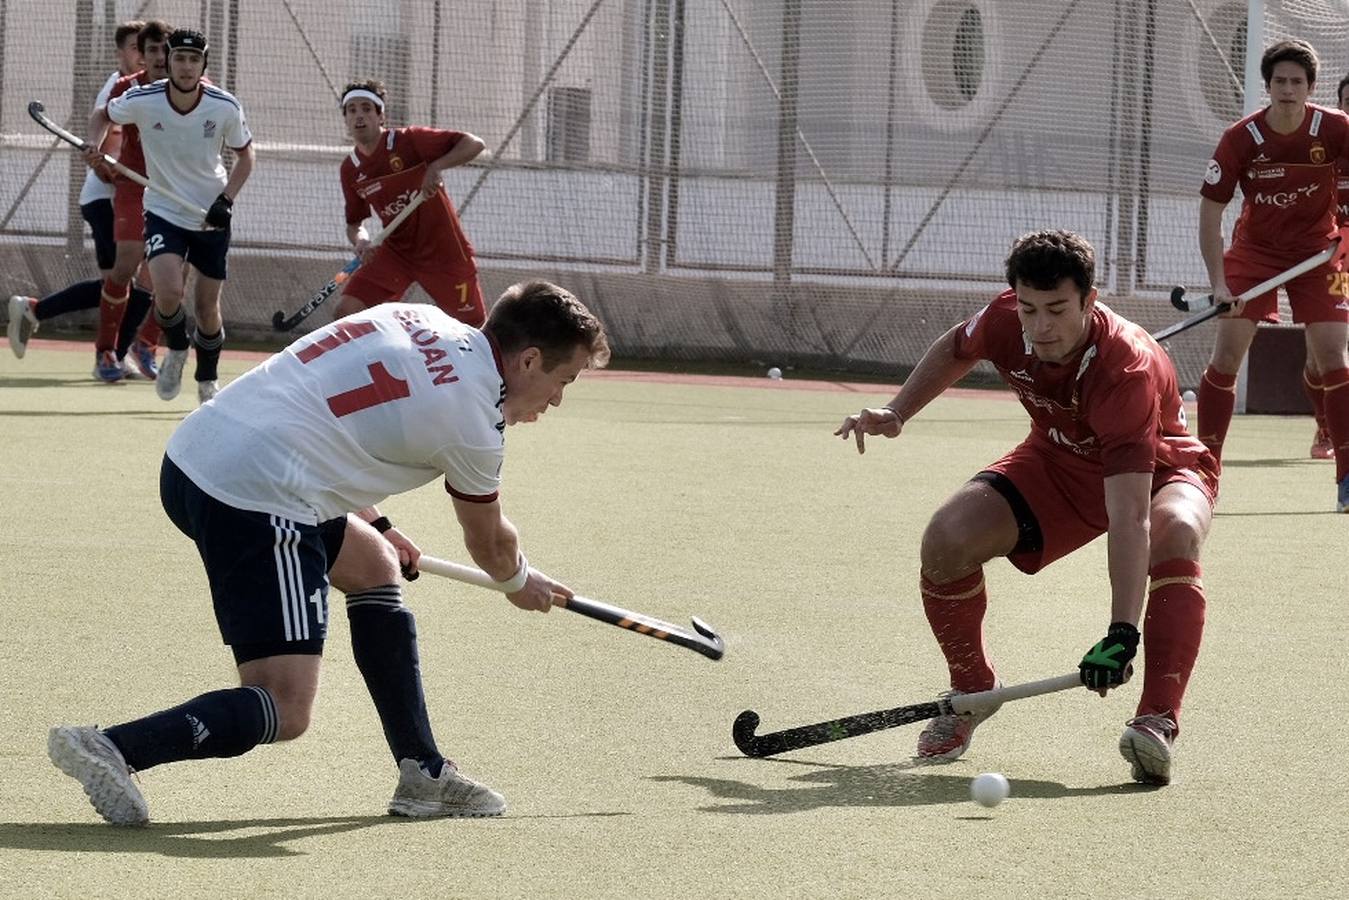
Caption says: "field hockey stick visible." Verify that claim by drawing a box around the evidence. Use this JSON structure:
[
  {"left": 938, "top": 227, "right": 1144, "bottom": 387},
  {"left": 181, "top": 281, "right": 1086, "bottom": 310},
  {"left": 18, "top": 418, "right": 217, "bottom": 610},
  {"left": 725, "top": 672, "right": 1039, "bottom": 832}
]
[
  {"left": 1155, "top": 240, "right": 1339, "bottom": 343},
  {"left": 733, "top": 672, "right": 1083, "bottom": 758},
  {"left": 27, "top": 100, "right": 208, "bottom": 223},
  {"left": 417, "top": 555, "right": 725, "bottom": 661},
  {"left": 271, "top": 190, "right": 429, "bottom": 331}
]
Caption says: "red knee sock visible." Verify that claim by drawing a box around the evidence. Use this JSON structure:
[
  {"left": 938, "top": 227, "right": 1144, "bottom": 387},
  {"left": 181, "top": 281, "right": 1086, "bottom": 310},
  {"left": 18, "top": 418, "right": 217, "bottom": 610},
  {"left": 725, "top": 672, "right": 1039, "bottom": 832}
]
[
  {"left": 1196, "top": 367, "right": 1239, "bottom": 460},
  {"left": 1303, "top": 369, "right": 1328, "bottom": 433},
  {"left": 1138, "top": 559, "right": 1206, "bottom": 731},
  {"left": 96, "top": 277, "right": 130, "bottom": 352},
  {"left": 1321, "top": 367, "right": 1349, "bottom": 482},
  {"left": 920, "top": 569, "right": 996, "bottom": 693}
]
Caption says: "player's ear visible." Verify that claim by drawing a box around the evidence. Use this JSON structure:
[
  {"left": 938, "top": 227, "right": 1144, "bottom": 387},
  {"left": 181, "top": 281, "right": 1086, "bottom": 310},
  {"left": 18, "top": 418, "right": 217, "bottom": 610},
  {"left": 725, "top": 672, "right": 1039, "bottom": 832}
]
[
  {"left": 519, "top": 346, "right": 543, "bottom": 372},
  {"left": 1082, "top": 287, "right": 1098, "bottom": 312}
]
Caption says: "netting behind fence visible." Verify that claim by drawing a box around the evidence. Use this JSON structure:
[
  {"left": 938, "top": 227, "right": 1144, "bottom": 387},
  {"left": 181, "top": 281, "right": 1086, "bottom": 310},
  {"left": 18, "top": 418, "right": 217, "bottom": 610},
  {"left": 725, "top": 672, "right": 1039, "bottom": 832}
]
[{"left": 3, "top": 0, "right": 1348, "bottom": 383}]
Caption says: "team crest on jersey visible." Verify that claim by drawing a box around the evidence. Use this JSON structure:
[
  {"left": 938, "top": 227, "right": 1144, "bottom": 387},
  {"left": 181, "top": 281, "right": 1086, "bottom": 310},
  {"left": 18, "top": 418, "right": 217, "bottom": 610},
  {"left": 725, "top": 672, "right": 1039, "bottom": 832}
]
[
  {"left": 203, "top": 119, "right": 217, "bottom": 139},
  {"left": 1310, "top": 141, "right": 1325, "bottom": 164},
  {"left": 389, "top": 155, "right": 404, "bottom": 172},
  {"left": 1204, "top": 159, "right": 1221, "bottom": 185}
]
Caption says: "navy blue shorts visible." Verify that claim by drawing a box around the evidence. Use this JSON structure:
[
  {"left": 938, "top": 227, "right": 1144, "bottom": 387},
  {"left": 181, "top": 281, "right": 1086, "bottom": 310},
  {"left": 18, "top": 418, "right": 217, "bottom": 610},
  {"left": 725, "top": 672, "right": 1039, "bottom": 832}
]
[
  {"left": 160, "top": 456, "right": 346, "bottom": 661},
  {"left": 80, "top": 199, "right": 116, "bottom": 271},
  {"left": 144, "top": 211, "right": 230, "bottom": 280}
]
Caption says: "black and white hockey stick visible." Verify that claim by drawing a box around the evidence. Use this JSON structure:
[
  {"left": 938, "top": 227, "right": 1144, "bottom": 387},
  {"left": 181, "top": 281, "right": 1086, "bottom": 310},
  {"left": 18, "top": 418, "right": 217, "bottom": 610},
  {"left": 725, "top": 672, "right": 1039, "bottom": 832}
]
[
  {"left": 271, "top": 191, "right": 429, "bottom": 332},
  {"left": 417, "top": 555, "right": 725, "bottom": 661},
  {"left": 733, "top": 672, "right": 1082, "bottom": 757},
  {"left": 28, "top": 100, "right": 208, "bottom": 223},
  {"left": 1156, "top": 240, "right": 1340, "bottom": 342}
]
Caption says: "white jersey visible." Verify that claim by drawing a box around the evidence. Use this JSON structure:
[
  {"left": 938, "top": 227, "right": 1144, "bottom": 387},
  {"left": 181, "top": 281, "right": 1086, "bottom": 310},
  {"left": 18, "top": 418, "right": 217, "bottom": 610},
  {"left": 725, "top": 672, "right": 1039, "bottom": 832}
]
[
  {"left": 167, "top": 304, "right": 507, "bottom": 524},
  {"left": 78, "top": 71, "right": 121, "bottom": 206},
  {"left": 106, "top": 80, "right": 252, "bottom": 230}
]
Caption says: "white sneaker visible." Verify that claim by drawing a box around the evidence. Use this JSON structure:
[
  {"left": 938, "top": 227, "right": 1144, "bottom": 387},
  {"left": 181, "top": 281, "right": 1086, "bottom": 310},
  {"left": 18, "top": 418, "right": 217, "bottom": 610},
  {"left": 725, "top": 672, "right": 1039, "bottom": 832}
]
[
  {"left": 119, "top": 355, "right": 143, "bottom": 379},
  {"left": 48, "top": 725, "right": 149, "bottom": 826},
  {"left": 1119, "top": 714, "right": 1177, "bottom": 785},
  {"left": 388, "top": 758, "right": 506, "bottom": 818},
  {"left": 7, "top": 295, "right": 38, "bottom": 359},
  {"left": 155, "top": 348, "right": 189, "bottom": 400},
  {"left": 197, "top": 379, "right": 219, "bottom": 404}
]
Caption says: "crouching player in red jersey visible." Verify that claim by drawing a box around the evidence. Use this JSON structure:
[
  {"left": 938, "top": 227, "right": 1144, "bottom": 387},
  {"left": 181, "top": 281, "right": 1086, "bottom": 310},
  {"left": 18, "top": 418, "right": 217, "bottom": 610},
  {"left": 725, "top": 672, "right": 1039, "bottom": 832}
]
[
  {"left": 836, "top": 231, "right": 1218, "bottom": 785},
  {"left": 333, "top": 80, "right": 488, "bottom": 326}
]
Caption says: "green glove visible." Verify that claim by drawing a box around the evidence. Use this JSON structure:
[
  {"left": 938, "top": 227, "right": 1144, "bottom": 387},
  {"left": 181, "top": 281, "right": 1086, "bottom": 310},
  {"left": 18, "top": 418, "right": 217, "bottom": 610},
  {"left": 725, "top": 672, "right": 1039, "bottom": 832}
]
[{"left": 1079, "top": 622, "right": 1139, "bottom": 690}]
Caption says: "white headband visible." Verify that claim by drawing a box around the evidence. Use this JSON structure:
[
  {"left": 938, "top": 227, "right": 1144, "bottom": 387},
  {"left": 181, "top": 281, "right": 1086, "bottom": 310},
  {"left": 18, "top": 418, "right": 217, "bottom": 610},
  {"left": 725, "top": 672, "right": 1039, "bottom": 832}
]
[{"left": 341, "top": 89, "right": 385, "bottom": 112}]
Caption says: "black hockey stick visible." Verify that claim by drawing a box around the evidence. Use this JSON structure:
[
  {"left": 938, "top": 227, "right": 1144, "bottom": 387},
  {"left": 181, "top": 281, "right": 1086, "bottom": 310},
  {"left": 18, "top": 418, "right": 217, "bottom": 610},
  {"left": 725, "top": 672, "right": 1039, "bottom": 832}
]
[
  {"left": 271, "top": 190, "right": 429, "bottom": 331},
  {"left": 28, "top": 100, "right": 208, "bottom": 222},
  {"left": 733, "top": 672, "right": 1081, "bottom": 757},
  {"left": 417, "top": 555, "right": 725, "bottom": 661}
]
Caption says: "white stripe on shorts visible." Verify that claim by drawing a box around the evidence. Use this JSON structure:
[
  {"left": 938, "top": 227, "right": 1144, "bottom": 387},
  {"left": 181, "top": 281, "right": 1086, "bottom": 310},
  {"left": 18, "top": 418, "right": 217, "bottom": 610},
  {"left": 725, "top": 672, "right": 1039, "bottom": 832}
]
[{"left": 270, "top": 515, "right": 309, "bottom": 641}]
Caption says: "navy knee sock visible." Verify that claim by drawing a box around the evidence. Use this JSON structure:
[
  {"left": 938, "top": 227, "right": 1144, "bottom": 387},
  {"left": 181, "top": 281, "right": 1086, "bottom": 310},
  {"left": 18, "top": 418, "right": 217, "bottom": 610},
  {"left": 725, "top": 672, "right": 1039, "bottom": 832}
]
[
  {"left": 155, "top": 305, "right": 190, "bottom": 351},
  {"left": 347, "top": 586, "right": 445, "bottom": 776},
  {"left": 115, "top": 287, "right": 154, "bottom": 357},
  {"left": 35, "top": 279, "right": 101, "bottom": 320},
  {"left": 192, "top": 326, "right": 224, "bottom": 382},
  {"left": 104, "top": 685, "right": 279, "bottom": 772}
]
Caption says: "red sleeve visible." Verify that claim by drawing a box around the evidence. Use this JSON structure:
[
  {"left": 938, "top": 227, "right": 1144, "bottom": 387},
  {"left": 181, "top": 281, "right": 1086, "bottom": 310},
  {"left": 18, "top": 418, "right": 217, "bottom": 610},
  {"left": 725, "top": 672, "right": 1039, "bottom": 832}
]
[
  {"left": 952, "top": 290, "right": 1020, "bottom": 362},
  {"left": 1200, "top": 124, "right": 1246, "bottom": 204},
  {"left": 340, "top": 162, "right": 368, "bottom": 226},
  {"left": 402, "top": 126, "right": 464, "bottom": 162},
  {"left": 1085, "top": 367, "right": 1159, "bottom": 475}
]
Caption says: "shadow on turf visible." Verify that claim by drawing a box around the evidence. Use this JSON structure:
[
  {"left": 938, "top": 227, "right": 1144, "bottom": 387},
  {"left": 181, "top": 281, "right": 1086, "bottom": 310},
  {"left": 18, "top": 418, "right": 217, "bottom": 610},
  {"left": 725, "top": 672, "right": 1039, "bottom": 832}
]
[
  {"left": 0, "top": 408, "right": 182, "bottom": 419},
  {"left": 651, "top": 762, "right": 1156, "bottom": 814}
]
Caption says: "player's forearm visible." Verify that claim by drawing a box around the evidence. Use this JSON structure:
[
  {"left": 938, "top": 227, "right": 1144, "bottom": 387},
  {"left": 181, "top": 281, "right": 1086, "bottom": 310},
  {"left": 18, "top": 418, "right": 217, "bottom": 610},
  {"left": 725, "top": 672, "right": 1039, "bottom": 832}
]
[
  {"left": 461, "top": 514, "right": 523, "bottom": 582},
  {"left": 431, "top": 133, "right": 486, "bottom": 172},
  {"left": 885, "top": 325, "right": 977, "bottom": 421},
  {"left": 85, "top": 108, "right": 112, "bottom": 149},
  {"left": 221, "top": 145, "right": 255, "bottom": 200},
  {"left": 1198, "top": 198, "right": 1228, "bottom": 291},
  {"left": 1103, "top": 472, "right": 1152, "bottom": 626}
]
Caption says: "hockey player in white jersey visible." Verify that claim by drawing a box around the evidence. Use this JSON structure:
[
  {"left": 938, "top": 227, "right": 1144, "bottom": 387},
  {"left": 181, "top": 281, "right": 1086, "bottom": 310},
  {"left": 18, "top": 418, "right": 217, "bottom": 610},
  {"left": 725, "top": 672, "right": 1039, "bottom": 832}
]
[
  {"left": 48, "top": 282, "right": 610, "bottom": 824},
  {"left": 88, "top": 27, "right": 255, "bottom": 404}
]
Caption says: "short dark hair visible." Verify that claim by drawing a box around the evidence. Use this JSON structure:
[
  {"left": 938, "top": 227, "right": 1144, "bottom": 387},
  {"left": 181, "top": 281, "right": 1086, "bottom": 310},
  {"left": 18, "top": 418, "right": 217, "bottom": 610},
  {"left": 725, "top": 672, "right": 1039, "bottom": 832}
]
[
  {"left": 485, "top": 281, "right": 610, "bottom": 370},
  {"left": 341, "top": 79, "right": 387, "bottom": 109},
  {"left": 1338, "top": 72, "right": 1349, "bottom": 105},
  {"left": 1005, "top": 230, "right": 1096, "bottom": 298},
  {"left": 114, "top": 21, "right": 145, "bottom": 49},
  {"left": 1261, "top": 39, "right": 1318, "bottom": 87},
  {"left": 137, "top": 20, "right": 172, "bottom": 54}
]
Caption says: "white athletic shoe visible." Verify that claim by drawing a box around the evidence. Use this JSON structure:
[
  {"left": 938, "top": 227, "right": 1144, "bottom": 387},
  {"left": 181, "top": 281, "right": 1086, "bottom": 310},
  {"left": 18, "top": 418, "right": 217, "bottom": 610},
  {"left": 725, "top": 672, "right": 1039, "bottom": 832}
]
[
  {"left": 155, "top": 348, "right": 189, "bottom": 400},
  {"left": 1119, "top": 714, "right": 1177, "bottom": 785},
  {"left": 388, "top": 758, "right": 506, "bottom": 818},
  {"left": 119, "top": 355, "right": 144, "bottom": 380},
  {"left": 7, "top": 295, "right": 38, "bottom": 359},
  {"left": 48, "top": 725, "right": 149, "bottom": 826},
  {"left": 197, "top": 379, "right": 219, "bottom": 404}
]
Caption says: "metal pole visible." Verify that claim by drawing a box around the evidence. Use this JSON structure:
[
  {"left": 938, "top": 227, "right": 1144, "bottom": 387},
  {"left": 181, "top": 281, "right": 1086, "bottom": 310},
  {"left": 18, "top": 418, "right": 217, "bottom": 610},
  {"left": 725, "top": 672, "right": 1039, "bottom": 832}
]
[
  {"left": 1235, "top": 0, "right": 1264, "bottom": 415},
  {"left": 431, "top": 0, "right": 442, "bottom": 126},
  {"left": 880, "top": 0, "right": 900, "bottom": 269},
  {"left": 643, "top": 0, "right": 670, "bottom": 273},
  {"left": 772, "top": 0, "right": 801, "bottom": 289},
  {"left": 663, "top": 0, "right": 685, "bottom": 269},
  {"left": 68, "top": 0, "right": 98, "bottom": 253}
]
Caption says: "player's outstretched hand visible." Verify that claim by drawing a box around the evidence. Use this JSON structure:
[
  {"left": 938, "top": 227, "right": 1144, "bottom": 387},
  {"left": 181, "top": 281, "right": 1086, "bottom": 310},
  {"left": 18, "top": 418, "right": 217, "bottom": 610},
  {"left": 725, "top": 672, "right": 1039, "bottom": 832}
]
[
  {"left": 1079, "top": 622, "right": 1139, "bottom": 696},
  {"left": 507, "top": 569, "right": 574, "bottom": 613},
  {"left": 834, "top": 407, "right": 904, "bottom": 454},
  {"left": 205, "top": 192, "right": 233, "bottom": 228}
]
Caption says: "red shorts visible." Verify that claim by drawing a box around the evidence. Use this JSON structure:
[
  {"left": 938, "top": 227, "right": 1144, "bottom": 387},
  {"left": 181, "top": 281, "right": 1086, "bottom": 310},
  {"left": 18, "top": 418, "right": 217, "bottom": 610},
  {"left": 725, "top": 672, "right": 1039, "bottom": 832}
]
[
  {"left": 113, "top": 180, "right": 145, "bottom": 244},
  {"left": 343, "top": 245, "right": 486, "bottom": 327},
  {"left": 981, "top": 441, "right": 1219, "bottom": 575},
  {"left": 1224, "top": 250, "right": 1349, "bottom": 324}
]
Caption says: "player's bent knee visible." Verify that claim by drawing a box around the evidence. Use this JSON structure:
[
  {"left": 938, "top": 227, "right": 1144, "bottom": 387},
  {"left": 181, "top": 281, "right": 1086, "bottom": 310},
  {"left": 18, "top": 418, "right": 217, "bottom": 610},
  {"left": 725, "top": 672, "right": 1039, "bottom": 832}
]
[
  {"left": 920, "top": 515, "right": 989, "bottom": 580},
  {"left": 1149, "top": 513, "right": 1206, "bottom": 564}
]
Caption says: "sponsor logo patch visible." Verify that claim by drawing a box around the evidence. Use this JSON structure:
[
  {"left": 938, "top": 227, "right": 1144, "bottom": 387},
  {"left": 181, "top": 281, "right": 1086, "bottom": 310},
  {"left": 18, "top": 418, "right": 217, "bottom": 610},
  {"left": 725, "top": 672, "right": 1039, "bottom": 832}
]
[{"left": 1204, "top": 159, "right": 1222, "bottom": 185}]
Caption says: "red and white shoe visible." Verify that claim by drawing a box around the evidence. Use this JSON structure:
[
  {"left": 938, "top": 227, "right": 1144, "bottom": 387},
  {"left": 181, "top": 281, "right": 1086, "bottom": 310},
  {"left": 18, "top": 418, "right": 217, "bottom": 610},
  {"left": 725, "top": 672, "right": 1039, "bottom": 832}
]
[
  {"left": 1119, "top": 714, "right": 1177, "bottom": 785},
  {"left": 1310, "top": 426, "right": 1334, "bottom": 460},
  {"left": 915, "top": 680, "right": 1002, "bottom": 761}
]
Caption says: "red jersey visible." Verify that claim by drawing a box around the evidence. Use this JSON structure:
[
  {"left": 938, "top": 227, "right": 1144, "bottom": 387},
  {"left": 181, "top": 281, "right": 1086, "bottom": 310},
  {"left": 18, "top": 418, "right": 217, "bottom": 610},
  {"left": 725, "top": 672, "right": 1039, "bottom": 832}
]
[
  {"left": 953, "top": 290, "right": 1211, "bottom": 477},
  {"left": 1338, "top": 159, "right": 1349, "bottom": 223},
  {"left": 339, "top": 128, "right": 476, "bottom": 268},
  {"left": 1202, "top": 103, "right": 1349, "bottom": 260},
  {"left": 103, "top": 71, "right": 158, "bottom": 178}
]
